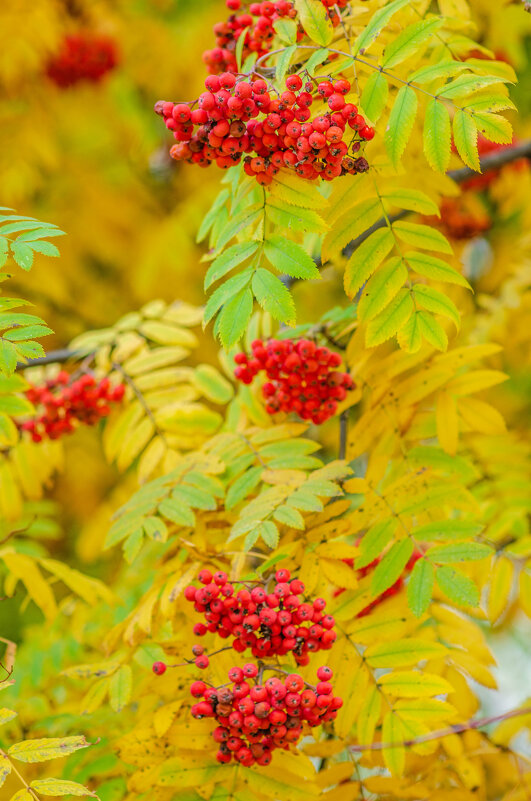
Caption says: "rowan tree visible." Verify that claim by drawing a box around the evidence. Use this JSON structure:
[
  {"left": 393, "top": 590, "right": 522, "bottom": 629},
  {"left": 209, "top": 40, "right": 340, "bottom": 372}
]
[{"left": 0, "top": 1, "right": 531, "bottom": 800}]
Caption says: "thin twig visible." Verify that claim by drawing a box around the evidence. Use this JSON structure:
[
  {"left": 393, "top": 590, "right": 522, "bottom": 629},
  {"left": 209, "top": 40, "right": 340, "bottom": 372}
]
[
  {"left": 338, "top": 409, "right": 349, "bottom": 460},
  {"left": 350, "top": 705, "right": 531, "bottom": 752}
]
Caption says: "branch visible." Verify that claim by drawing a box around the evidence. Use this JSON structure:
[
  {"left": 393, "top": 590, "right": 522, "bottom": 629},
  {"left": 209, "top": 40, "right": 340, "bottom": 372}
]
[
  {"left": 17, "top": 349, "right": 80, "bottom": 369},
  {"left": 350, "top": 705, "right": 531, "bottom": 753}
]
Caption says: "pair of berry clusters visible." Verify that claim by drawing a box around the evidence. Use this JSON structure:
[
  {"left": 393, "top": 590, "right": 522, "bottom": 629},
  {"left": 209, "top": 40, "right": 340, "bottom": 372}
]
[
  {"left": 190, "top": 664, "right": 341, "bottom": 766},
  {"left": 19, "top": 372, "right": 125, "bottom": 443},
  {"left": 184, "top": 569, "right": 337, "bottom": 665},
  {"left": 46, "top": 33, "right": 118, "bottom": 88},
  {"left": 155, "top": 73, "right": 373, "bottom": 184},
  {"left": 204, "top": 0, "right": 348, "bottom": 75},
  {"left": 234, "top": 338, "right": 354, "bottom": 425}
]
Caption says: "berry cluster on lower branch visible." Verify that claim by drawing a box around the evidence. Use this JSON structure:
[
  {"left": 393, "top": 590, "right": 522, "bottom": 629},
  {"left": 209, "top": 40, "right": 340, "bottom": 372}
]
[
  {"left": 18, "top": 372, "right": 125, "bottom": 442},
  {"left": 155, "top": 73, "right": 373, "bottom": 184},
  {"left": 192, "top": 664, "right": 341, "bottom": 766},
  {"left": 234, "top": 338, "right": 354, "bottom": 424},
  {"left": 153, "top": 569, "right": 342, "bottom": 767}
]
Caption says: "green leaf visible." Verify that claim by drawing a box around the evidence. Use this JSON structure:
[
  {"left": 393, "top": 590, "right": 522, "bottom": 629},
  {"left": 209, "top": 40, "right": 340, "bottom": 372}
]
[
  {"left": 464, "top": 94, "right": 515, "bottom": 113},
  {"left": 356, "top": 519, "right": 396, "bottom": 569},
  {"left": 10, "top": 242, "right": 34, "bottom": 271},
  {"left": 30, "top": 778, "right": 95, "bottom": 796},
  {"left": 214, "top": 204, "right": 262, "bottom": 251},
  {"left": 109, "top": 665, "right": 132, "bottom": 713},
  {"left": 382, "top": 18, "right": 442, "bottom": 69},
  {"left": 360, "top": 72, "right": 389, "bottom": 123},
  {"left": 193, "top": 364, "right": 233, "bottom": 404},
  {"left": 423, "top": 98, "right": 452, "bottom": 172},
  {"left": 252, "top": 268, "right": 295, "bottom": 323},
  {"left": 428, "top": 541, "right": 493, "bottom": 563},
  {"left": 392, "top": 221, "right": 453, "bottom": 254},
  {"left": 413, "top": 520, "right": 482, "bottom": 542},
  {"left": 0, "top": 395, "right": 34, "bottom": 416},
  {"left": 405, "top": 251, "right": 470, "bottom": 288},
  {"left": 385, "top": 86, "right": 418, "bottom": 168},
  {"left": 353, "top": 0, "right": 411, "bottom": 55},
  {"left": 453, "top": 109, "right": 480, "bottom": 171},
  {"left": 436, "top": 565, "right": 479, "bottom": 607},
  {"left": 219, "top": 287, "right": 254, "bottom": 347},
  {"left": 471, "top": 111, "right": 512, "bottom": 144},
  {"left": 304, "top": 47, "right": 330, "bottom": 76},
  {"left": 235, "top": 25, "right": 250, "bottom": 70},
  {"left": 344, "top": 228, "right": 395, "bottom": 299},
  {"left": 8, "top": 736, "right": 89, "bottom": 763},
  {"left": 275, "top": 45, "right": 297, "bottom": 84},
  {"left": 371, "top": 538, "right": 414, "bottom": 596},
  {"left": 258, "top": 521, "right": 280, "bottom": 548},
  {"left": 0, "top": 339, "right": 19, "bottom": 375},
  {"left": 26, "top": 240, "right": 60, "bottom": 258},
  {"left": 409, "top": 60, "right": 467, "bottom": 85},
  {"left": 196, "top": 189, "right": 229, "bottom": 243},
  {"left": 264, "top": 236, "right": 320, "bottom": 279},
  {"left": 273, "top": 506, "right": 305, "bottom": 529},
  {"left": 4, "top": 325, "right": 53, "bottom": 341},
  {"left": 381, "top": 188, "right": 439, "bottom": 216},
  {"left": 143, "top": 516, "right": 168, "bottom": 543},
  {"left": 407, "top": 558, "right": 435, "bottom": 617},
  {"left": 159, "top": 499, "right": 195, "bottom": 527},
  {"left": 267, "top": 199, "right": 328, "bottom": 233},
  {"left": 204, "top": 242, "right": 259, "bottom": 291},
  {"left": 294, "top": 0, "right": 333, "bottom": 46},
  {"left": 365, "top": 288, "right": 414, "bottom": 347},
  {"left": 413, "top": 284, "right": 460, "bottom": 328},
  {"left": 226, "top": 467, "right": 263, "bottom": 510},
  {"left": 358, "top": 257, "right": 407, "bottom": 322},
  {"left": 204, "top": 268, "right": 253, "bottom": 325},
  {"left": 273, "top": 18, "right": 298, "bottom": 45},
  {"left": 172, "top": 485, "right": 216, "bottom": 510},
  {"left": 416, "top": 310, "right": 448, "bottom": 351},
  {"left": 397, "top": 309, "right": 422, "bottom": 352}
]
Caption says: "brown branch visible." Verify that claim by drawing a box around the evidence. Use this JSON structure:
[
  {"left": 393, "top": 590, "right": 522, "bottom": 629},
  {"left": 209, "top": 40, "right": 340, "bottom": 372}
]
[{"left": 350, "top": 705, "right": 531, "bottom": 753}]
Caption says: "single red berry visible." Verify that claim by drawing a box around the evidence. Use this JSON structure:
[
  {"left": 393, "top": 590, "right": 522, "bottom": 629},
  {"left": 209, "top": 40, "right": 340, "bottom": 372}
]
[
  {"left": 195, "top": 655, "right": 210, "bottom": 669},
  {"left": 152, "top": 661, "right": 167, "bottom": 675}
]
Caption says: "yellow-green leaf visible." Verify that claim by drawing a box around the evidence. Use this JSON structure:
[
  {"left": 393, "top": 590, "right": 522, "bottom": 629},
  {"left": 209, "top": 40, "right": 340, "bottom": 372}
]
[
  {"left": 294, "top": 0, "right": 333, "bottom": 45},
  {"left": 109, "top": 665, "right": 132, "bottom": 713},
  {"left": 30, "top": 778, "right": 96, "bottom": 797},
  {"left": 8, "top": 736, "right": 90, "bottom": 763}
]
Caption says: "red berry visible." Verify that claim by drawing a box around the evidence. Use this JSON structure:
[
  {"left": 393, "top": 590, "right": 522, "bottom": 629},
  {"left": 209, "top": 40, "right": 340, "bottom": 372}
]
[{"left": 152, "top": 661, "right": 167, "bottom": 675}]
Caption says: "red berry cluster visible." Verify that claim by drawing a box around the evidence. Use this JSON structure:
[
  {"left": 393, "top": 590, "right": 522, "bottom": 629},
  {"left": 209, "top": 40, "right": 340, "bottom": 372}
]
[
  {"left": 18, "top": 372, "right": 125, "bottom": 443},
  {"left": 190, "top": 664, "right": 342, "bottom": 766},
  {"left": 155, "top": 73, "right": 373, "bottom": 184},
  {"left": 234, "top": 338, "right": 354, "bottom": 424},
  {"left": 185, "top": 569, "right": 337, "bottom": 665},
  {"left": 204, "top": 0, "right": 348, "bottom": 75},
  {"left": 46, "top": 33, "right": 118, "bottom": 88}
]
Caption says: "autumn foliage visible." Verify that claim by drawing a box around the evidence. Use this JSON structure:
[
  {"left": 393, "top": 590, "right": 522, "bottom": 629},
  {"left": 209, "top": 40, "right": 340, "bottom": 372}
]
[{"left": 0, "top": 1, "right": 531, "bottom": 801}]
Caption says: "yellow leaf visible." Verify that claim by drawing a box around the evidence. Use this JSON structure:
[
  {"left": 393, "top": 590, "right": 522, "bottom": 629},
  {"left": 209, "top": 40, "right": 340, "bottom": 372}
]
[
  {"left": 445, "top": 370, "right": 507, "bottom": 396},
  {"left": 39, "top": 558, "right": 116, "bottom": 606},
  {"left": 365, "top": 638, "right": 447, "bottom": 668},
  {"left": 8, "top": 736, "right": 89, "bottom": 763},
  {"left": 109, "top": 665, "right": 132, "bottom": 712},
  {"left": 381, "top": 712, "right": 406, "bottom": 776},
  {"left": 1, "top": 552, "right": 57, "bottom": 620},
  {"left": 450, "top": 650, "right": 498, "bottom": 689},
  {"left": 154, "top": 700, "right": 183, "bottom": 737},
  {"left": 458, "top": 397, "right": 506, "bottom": 435},
  {"left": 436, "top": 390, "right": 458, "bottom": 455},
  {"left": 10, "top": 791, "right": 33, "bottom": 801},
  {"left": 80, "top": 679, "right": 109, "bottom": 716},
  {"left": 0, "top": 463, "right": 22, "bottom": 521},
  {"left": 356, "top": 685, "right": 381, "bottom": 749},
  {"left": 520, "top": 571, "right": 531, "bottom": 618},
  {"left": 394, "top": 698, "right": 457, "bottom": 722},
  {"left": 0, "top": 708, "right": 17, "bottom": 725},
  {"left": 30, "top": 778, "right": 96, "bottom": 796},
  {"left": 140, "top": 321, "right": 197, "bottom": 347},
  {"left": 137, "top": 436, "right": 168, "bottom": 483},
  {"left": 0, "top": 752, "right": 11, "bottom": 788},
  {"left": 487, "top": 557, "right": 514, "bottom": 623},
  {"left": 320, "top": 558, "right": 357, "bottom": 588},
  {"left": 378, "top": 670, "right": 453, "bottom": 697},
  {"left": 117, "top": 417, "right": 155, "bottom": 471}
]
